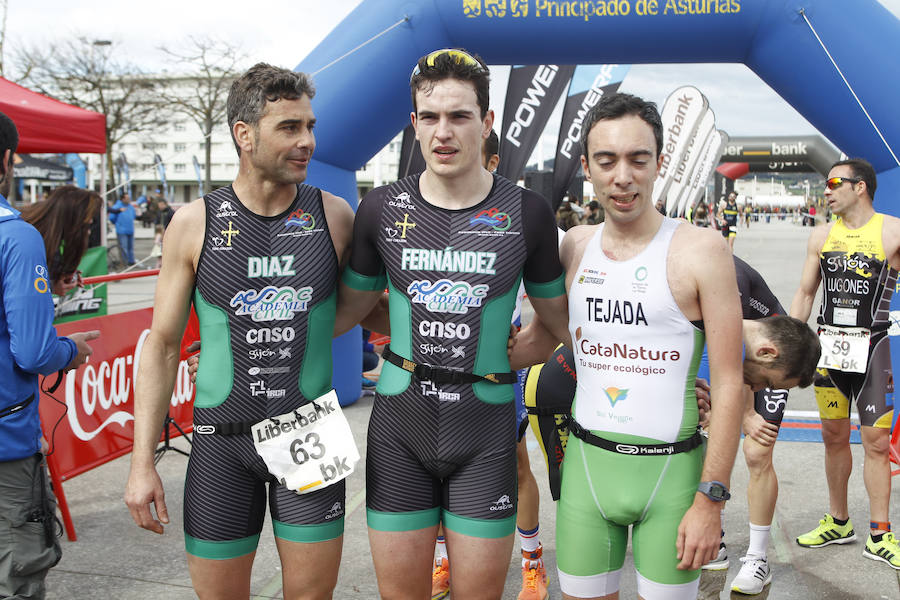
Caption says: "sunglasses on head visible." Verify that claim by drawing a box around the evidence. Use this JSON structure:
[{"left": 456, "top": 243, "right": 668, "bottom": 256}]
[
  {"left": 825, "top": 176, "right": 861, "bottom": 190},
  {"left": 410, "top": 49, "right": 486, "bottom": 82}
]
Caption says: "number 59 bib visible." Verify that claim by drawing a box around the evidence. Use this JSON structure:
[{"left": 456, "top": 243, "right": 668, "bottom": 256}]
[
  {"left": 252, "top": 390, "right": 360, "bottom": 494},
  {"left": 817, "top": 324, "right": 870, "bottom": 374}
]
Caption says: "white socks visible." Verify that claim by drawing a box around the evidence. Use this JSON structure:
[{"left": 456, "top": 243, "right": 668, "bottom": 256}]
[{"left": 748, "top": 523, "right": 771, "bottom": 559}]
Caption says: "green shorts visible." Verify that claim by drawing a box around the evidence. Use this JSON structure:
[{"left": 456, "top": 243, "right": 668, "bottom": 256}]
[{"left": 556, "top": 434, "right": 703, "bottom": 599}]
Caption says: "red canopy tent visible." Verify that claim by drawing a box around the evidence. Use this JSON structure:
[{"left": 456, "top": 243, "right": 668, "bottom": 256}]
[{"left": 0, "top": 77, "right": 106, "bottom": 154}]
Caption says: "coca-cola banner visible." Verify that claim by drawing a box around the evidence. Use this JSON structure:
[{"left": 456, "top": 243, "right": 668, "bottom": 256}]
[{"left": 41, "top": 308, "right": 199, "bottom": 481}]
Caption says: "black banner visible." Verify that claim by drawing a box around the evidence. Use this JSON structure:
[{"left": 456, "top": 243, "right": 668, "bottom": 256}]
[
  {"left": 551, "top": 65, "right": 629, "bottom": 209},
  {"left": 397, "top": 124, "right": 426, "bottom": 180},
  {"left": 498, "top": 64, "right": 574, "bottom": 183}
]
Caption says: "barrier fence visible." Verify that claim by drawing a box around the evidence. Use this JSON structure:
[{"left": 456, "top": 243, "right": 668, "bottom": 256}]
[{"left": 41, "top": 269, "right": 197, "bottom": 541}]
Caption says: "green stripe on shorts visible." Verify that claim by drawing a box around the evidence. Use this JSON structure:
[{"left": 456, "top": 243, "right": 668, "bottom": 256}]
[
  {"left": 273, "top": 518, "right": 344, "bottom": 543},
  {"left": 366, "top": 507, "right": 440, "bottom": 532},
  {"left": 443, "top": 510, "right": 516, "bottom": 539},
  {"left": 184, "top": 532, "right": 259, "bottom": 560}
]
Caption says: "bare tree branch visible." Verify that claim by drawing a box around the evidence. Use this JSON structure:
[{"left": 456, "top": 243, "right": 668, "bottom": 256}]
[
  {"left": 13, "top": 37, "right": 169, "bottom": 184},
  {"left": 158, "top": 36, "right": 247, "bottom": 192}
]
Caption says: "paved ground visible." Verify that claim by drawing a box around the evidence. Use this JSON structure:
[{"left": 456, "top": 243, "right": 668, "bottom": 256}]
[{"left": 46, "top": 219, "right": 900, "bottom": 598}]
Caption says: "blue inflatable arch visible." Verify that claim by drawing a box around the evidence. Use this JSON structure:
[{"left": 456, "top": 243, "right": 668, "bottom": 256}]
[
  {"left": 299, "top": 0, "right": 900, "bottom": 205},
  {"left": 305, "top": 0, "right": 900, "bottom": 403}
]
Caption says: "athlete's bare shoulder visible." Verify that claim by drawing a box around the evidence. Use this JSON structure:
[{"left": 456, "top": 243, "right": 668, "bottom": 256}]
[
  {"left": 878, "top": 213, "right": 900, "bottom": 269},
  {"left": 165, "top": 198, "right": 206, "bottom": 270},
  {"left": 806, "top": 220, "right": 834, "bottom": 253},
  {"left": 560, "top": 224, "right": 596, "bottom": 271},
  {"left": 322, "top": 191, "right": 355, "bottom": 264},
  {"left": 670, "top": 219, "right": 724, "bottom": 257}
]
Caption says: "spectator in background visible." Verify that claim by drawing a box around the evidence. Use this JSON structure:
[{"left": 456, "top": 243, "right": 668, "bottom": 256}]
[
  {"left": 141, "top": 194, "right": 159, "bottom": 229},
  {"left": 19, "top": 185, "right": 102, "bottom": 296},
  {"left": 693, "top": 201, "right": 710, "bottom": 227},
  {"left": 0, "top": 110, "right": 99, "bottom": 600},
  {"left": 156, "top": 198, "right": 175, "bottom": 229},
  {"left": 583, "top": 200, "right": 603, "bottom": 225},
  {"left": 108, "top": 193, "right": 136, "bottom": 265},
  {"left": 556, "top": 198, "right": 581, "bottom": 230}
]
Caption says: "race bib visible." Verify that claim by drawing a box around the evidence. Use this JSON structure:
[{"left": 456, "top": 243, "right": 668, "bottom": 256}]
[
  {"left": 252, "top": 390, "right": 359, "bottom": 494},
  {"left": 817, "top": 324, "right": 870, "bottom": 373}
]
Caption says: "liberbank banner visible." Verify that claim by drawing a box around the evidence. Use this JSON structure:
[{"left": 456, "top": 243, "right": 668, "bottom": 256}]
[
  {"left": 684, "top": 129, "right": 728, "bottom": 215},
  {"left": 551, "top": 64, "right": 630, "bottom": 208},
  {"left": 652, "top": 86, "right": 707, "bottom": 211},
  {"left": 666, "top": 106, "right": 715, "bottom": 216}
]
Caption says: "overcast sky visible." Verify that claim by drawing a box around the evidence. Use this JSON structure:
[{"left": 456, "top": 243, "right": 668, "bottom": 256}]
[{"left": 4, "top": 0, "right": 899, "bottom": 148}]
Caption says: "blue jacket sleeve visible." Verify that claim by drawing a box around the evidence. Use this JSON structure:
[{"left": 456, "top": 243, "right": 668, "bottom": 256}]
[{"left": 2, "top": 223, "right": 77, "bottom": 374}]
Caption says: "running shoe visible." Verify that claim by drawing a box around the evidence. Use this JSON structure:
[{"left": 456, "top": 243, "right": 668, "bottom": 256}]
[
  {"left": 518, "top": 546, "right": 549, "bottom": 600},
  {"left": 431, "top": 558, "right": 450, "bottom": 600},
  {"left": 796, "top": 514, "right": 856, "bottom": 548},
  {"left": 863, "top": 532, "right": 900, "bottom": 570},
  {"left": 702, "top": 542, "right": 728, "bottom": 571},
  {"left": 730, "top": 555, "right": 772, "bottom": 595},
  {"left": 362, "top": 376, "right": 377, "bottom": 389}
]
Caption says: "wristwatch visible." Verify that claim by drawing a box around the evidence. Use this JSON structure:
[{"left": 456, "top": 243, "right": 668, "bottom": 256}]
[{"left": 697, "top": 481, "right": 731, "bottom": 502}]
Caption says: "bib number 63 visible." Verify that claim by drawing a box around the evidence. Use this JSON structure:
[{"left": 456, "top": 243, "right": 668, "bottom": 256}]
[{"left": 290, "top": 432, "right": 325, "bottom": 465}]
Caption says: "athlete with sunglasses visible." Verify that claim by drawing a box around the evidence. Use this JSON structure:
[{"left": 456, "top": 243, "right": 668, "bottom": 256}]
[
  {"left": 336, "top": 49, "right": 570, "bottom": 599},
  {"left": 791, "top": 158, "right": 900, "bottom": 569}
]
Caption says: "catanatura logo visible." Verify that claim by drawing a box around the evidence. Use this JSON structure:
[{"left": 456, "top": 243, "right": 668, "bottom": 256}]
[
  {"left": 230, "top": 286, "right": 313, "bottom": 321},
  {"left": 634, "top": 266, "right": 648, "bottom": 281},
  {"left": 285, "top": 210, "right": 315, "bottom": 230},
  {"left": 604, "top": 387, "right": 628, "bottom": 407},
  {"left": 470, "top": 207, "right": 511, "bottom": 231},
  {"left": 407, "top": 279, "right": 489, "bottom": 314}
]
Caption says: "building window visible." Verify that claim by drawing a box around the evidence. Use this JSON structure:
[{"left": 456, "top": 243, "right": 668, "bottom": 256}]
[
  {"left": 174, "top": 123, "right": 186, "bottom": 132},
  {"left": 174, "top": 164, "right": 186, "bottom": 172},
  {"left": 174, "top": 143, "right": 186, "bottom": 152}
]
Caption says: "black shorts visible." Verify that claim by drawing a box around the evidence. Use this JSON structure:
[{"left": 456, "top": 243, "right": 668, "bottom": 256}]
[
  {"left": 754, "top": 388, "right": 789, "bottom": 426},
  {"left": 365, "top": 386, "right": 517, "bottom": 538},
  {"left": 183, "top": 431, "right": 345, "bottom": 559},
  {"left": 817, "top": 332, "right": 894, "bottom": 428}
]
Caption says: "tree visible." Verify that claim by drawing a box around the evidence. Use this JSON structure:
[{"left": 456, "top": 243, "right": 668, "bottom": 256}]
[
  {"left": 13, "top": 37, "right": 168, "bottom": 185},
  {"left": 158, "top": 36, "right": 246, "bottom": 193}
]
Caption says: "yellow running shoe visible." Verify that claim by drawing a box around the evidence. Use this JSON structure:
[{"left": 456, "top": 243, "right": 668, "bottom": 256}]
[
  {"left": 518, "top": 546, "right": 549, "bottom": 600},
  {"left": 431, "top": 557, "right": 450, "bottom": 600},
  {"left": 864, "top": 532, "right": 900, "bottom": 570},
  {"left": 796, "top": 514, "right": 856, "bottom": 548}
]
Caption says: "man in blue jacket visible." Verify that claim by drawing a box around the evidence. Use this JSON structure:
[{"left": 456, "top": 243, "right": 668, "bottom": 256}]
[
  {"left": 109, "top": 192, "right": 136, "bottom": 265},
  {"left": 0, "top": 111, "right": 98, "bottom": 599}
]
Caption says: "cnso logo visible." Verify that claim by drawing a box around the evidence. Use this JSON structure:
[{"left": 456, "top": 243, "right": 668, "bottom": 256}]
[
  {"left": 418, "top": 320, "right": 471, "bottom": 340},
  {"left": 246, "top": 326, "right": 296, "bottom": 344}
]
